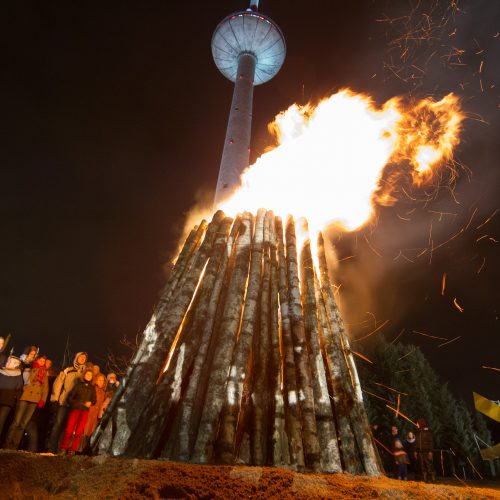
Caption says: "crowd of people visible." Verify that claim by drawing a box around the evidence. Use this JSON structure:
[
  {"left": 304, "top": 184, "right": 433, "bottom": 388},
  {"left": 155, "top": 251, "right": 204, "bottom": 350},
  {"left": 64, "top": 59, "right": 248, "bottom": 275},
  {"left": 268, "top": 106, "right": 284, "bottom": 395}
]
[
  {"left": 372, "top": 419, "right": 436, "bottom": 482},
  {"left": 0, "top": 338, "right": 120, "bottom": 456}
]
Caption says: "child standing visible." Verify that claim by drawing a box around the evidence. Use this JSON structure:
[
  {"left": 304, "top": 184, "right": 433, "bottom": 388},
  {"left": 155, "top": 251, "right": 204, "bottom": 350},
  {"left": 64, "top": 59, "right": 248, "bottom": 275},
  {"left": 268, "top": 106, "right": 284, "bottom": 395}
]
[
  {"left": 393, "top": 439, "right": 410, "bottom": 480},
  {"left": 59, "top": 368, "right": 96, "bottom": 455}
]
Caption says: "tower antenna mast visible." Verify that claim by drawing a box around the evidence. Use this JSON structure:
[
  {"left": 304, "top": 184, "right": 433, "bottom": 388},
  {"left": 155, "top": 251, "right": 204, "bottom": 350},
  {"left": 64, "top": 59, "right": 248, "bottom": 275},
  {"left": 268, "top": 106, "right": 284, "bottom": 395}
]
[{"left": 212, "top": 1, "right": 285, "bottom": 207}]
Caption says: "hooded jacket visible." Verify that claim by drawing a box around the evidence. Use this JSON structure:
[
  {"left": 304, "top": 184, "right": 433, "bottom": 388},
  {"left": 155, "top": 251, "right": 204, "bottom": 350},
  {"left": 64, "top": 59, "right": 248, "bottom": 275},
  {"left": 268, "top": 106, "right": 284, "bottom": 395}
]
[
  {"left": 50, "top": 352, "right": 88, "bottom": 405},
  {"left": 0, "top": 366, "right": 23, "bottom": 408}
]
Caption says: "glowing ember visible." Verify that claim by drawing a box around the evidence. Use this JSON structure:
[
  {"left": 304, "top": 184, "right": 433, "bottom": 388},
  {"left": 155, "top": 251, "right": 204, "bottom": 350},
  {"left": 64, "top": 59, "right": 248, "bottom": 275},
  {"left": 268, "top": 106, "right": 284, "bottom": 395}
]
[{"left": 218, "top": 89, "right": 463, "bottom": 234}]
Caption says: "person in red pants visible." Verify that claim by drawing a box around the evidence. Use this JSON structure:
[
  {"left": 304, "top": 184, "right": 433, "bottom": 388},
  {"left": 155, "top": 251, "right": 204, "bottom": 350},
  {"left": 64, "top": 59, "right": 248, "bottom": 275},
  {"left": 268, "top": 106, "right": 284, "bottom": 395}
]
[{"left": 59, "top": 368, "right": 96, "bottom": 455}]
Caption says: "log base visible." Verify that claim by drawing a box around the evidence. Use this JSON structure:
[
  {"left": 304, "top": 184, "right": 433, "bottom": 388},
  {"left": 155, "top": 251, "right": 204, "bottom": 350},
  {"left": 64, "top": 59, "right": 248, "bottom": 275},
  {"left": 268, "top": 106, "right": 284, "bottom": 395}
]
[{"left": 91, "top": 210, "right": 382, "bottom": 476}]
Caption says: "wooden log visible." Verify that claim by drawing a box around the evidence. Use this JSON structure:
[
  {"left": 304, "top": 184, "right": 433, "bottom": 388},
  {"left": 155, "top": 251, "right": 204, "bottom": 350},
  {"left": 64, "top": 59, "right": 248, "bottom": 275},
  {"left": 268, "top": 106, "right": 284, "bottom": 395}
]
[
  {"left": 156, "top": 223, "right": 206, "bottom": 312},
  {"left": 299, "top": 226, "right": 342, "bottom": 473},
  {"left": 191, "top": 212, "right": 253, "bottom": 464},
  {"left": 216, "top": 209, "right": 266, "bottom": 464},
  {"left": 161, "top": 222, "right": 209, "bottom": 307},
  {"left": 275, "top": 217, "right": 305, "bottom": 471},
  {"left": 100, "top": 211, "right": 225, "bottom": 456},
  {"left": 169, "top": 216, "right": 242, "bottom": 461},
  {"left": 317, "top": 232, "right": 380, "bottom": 476},
  {"left": 269, "top": 213, "right": 290, "bottom": 467},
  {"left": 251, "top": 211, "right": 272, "bottom": 465},
  {"left": 285, "top": 216, "right": 321, "bottom": 472},
  {"left": 314, "top": 282, "right": 360, "bottom": 473},
  {"left": 315, "top": 234, "right": 362, "bottom": 474},
  {"left": 91, "top": 221, "right": 208, "bottom": 454},
  {"left": 125, "top": 216, "right": 235, "bottom": 458}
]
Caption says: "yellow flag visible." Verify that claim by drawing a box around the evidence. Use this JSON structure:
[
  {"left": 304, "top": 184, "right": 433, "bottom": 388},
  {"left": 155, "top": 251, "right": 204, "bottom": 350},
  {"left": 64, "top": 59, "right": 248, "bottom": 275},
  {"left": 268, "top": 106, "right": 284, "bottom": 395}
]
[
  {"left": 473, "top": 392, "right": 500, "bottom": 423},
  {"left": 480, "top": 443, "right": 500, "bottom": 461}
]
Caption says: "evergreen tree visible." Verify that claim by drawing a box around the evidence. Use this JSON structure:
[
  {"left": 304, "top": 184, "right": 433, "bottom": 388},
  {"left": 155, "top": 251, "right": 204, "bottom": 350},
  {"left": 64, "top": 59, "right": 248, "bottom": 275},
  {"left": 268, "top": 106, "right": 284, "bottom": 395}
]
[{"left": 357, "top": 338, "right": 494, "bottom": 476}]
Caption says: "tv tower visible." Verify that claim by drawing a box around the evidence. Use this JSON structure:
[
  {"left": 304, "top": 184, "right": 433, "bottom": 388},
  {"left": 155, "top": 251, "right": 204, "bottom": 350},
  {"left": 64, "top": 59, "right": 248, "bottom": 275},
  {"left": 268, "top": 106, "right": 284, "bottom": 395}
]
[{"left": 212, "top": 0, "right": 286, "bottom": 207}]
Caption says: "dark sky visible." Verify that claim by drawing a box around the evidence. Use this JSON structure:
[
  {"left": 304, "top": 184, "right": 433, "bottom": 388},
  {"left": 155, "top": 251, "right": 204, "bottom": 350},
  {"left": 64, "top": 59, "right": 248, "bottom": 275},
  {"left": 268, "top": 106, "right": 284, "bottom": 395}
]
[{"left": 1, "top": 1, "right": 498, "bottom": 413}]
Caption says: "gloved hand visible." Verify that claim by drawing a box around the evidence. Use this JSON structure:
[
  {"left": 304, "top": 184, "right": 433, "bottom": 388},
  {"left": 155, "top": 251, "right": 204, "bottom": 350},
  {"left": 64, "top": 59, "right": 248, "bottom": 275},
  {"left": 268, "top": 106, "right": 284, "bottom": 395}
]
[{"left": 37, "top": 400, "right": 45, "bottom": 409}]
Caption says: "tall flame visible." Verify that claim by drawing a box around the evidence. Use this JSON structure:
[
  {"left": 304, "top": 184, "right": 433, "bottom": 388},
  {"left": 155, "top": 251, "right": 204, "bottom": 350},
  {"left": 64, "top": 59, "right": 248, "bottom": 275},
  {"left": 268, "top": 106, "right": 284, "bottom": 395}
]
[{"left": 218, "top": 89, "right": 463, "bottom": 235}]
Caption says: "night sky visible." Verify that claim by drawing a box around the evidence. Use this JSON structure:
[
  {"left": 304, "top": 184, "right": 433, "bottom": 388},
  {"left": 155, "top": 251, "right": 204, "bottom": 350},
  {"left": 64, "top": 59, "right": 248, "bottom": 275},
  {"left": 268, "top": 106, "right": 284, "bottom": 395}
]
[{"left": 2, "top": 1, "right": 499, "bottom": 417}]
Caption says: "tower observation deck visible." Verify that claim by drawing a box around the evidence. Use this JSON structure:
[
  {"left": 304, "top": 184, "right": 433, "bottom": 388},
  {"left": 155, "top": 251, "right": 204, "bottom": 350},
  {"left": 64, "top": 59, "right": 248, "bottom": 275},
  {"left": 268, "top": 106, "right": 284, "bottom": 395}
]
[{"left": 212, "top": 1, "right": 285, "bottom": 207}]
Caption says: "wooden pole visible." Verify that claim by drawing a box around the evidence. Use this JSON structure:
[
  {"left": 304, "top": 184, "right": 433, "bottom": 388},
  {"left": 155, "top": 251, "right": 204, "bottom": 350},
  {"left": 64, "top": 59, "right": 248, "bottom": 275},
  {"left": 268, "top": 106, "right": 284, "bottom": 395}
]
[
  {"left": 299, "top": 225, "right": 342, "bottom": 473},
  {"left": 275, "top": 217, "right": 305, "bottom": 471},
  {"left": 94, "top": 211, "right": 382, "bottom": 477},
  {"left": 156, "top": 223, "right": 206, "bottom": 312},
  {"left": 126, "top": 216, "right": 234, "bottom": 458},
  {"left": 285, "top": 216, "right": 321, "bottom": 472},
  {"left": 317, "top": 232, "right": 381, "bottom": 476},
  {"left": 269, "top": 213, "right": 290, "bottom": 467},
  {"left": 216, "top": 209, "right": 265, "bottom": 464},
  {"left": 192, "top": 212, "right": 253, "bottom": 464},
  {"left": 99, "top": 211, "right": 225, "bottom": 455},
  {"left": 170, "top": 216, "right": 242, "bottom": 461},
  {"left": 251, "top": 211, "right": 273, "bottom": 465},
  {"left": 91, "top": 220, "right": 208, "bottom": 454}
]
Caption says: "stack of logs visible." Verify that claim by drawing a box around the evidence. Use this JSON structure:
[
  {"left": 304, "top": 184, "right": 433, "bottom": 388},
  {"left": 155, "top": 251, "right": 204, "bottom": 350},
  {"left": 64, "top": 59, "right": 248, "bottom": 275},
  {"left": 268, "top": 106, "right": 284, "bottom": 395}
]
[{"left": 91, "top": 209, "right": 381, "bottom": 475}]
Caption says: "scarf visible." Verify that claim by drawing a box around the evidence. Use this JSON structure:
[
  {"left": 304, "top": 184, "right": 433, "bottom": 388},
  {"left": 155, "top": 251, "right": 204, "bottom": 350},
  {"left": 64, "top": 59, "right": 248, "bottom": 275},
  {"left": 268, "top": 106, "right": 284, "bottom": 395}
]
[{"left": 32, "top": 359, "right": 47, "bottom": 384}]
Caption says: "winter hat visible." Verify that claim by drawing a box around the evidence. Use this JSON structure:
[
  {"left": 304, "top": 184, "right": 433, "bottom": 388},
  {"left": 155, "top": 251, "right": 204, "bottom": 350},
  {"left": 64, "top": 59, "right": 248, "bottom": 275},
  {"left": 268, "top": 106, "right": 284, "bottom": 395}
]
[{"left": 416, "top": 418, "right": 428, "bottom": 429}]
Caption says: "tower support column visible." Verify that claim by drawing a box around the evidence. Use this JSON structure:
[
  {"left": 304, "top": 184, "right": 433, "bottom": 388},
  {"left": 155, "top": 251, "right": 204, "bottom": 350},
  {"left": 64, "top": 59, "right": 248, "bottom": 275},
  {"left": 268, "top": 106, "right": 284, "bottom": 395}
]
[{"left": 214, "top": 53, "right": 256, "bottom": 207}]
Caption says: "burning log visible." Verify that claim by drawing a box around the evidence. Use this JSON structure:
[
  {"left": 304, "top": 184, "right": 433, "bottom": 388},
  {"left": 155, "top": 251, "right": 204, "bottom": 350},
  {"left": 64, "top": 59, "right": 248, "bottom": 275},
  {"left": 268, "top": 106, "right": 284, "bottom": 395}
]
[
  {"left": 216, "top": 209, "right": 265, "bottom": 463},
  {"left": 284, "top": 216, "right": 321, "bottom": 472},
  {"left": 93, "top": 210, "right": 381, "bottom": 477},
  {"left": 251, "top": 211, "right": 273, "bottom": 465},
  {"left": 90, "top": 220, "right": 208, "bottom": 452},
  {"left": 125, "top": 216, "right": 235, "bottom": 458},
  {"left": 269, "top": 214, "right": 290, "bottom": 466},
  {"left": 170, "top": 216, "right": 242, "bottom": 461},
  {"left": 299, "top": 223, "right": 342, "bottom": 474},
  {"left": 315, "top": 281, "right": 363, "bottom": 474},
  {"left": 157, "top": 222, "right": 207, "bottom": 311},
  {"left": 191, "top": 212, "right": 253, "bottom": 463},
  {"left": 317, "top": 233, "right": 381, "bottom": 476},
  {"left": 275, "top": 216, "right": 305, "bottom": 471},
  {"left": 96, "top": 211, "right": 224, "bottom": 455}
]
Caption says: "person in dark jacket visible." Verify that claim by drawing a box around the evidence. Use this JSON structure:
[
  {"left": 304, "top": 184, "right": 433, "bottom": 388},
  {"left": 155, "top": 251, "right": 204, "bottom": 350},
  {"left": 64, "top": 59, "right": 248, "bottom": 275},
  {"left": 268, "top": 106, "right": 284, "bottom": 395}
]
[
  {"left": 3, "top": 356, "right": 48, "bottom": 449},
  {"left": 101, "top": 372, "right": 119, "bottom": 410},
  {"left": 47, "top": 351, "right": 88, "bottom": 453},
  {"left": 0, "top": 356, "right": 23, "bottom": 439},
  {"left": 59, "top": 368, "right": 96, "bottom": 455},
  {"left": 405, "top": 430, "right": 417, "bottom": 478},
  {"left": 80, "top": 373, "right": 106, "bottom": 453},
  {"left": 415, "top": 418, "right": 436, "bottom": 482}
]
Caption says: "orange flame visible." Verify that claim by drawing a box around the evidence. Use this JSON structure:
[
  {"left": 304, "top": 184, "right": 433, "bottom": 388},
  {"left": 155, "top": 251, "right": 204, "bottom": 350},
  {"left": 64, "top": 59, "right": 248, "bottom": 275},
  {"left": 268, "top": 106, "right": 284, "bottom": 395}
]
[{"left": 218, "top": 89, "right": 463, "bottom": 235}]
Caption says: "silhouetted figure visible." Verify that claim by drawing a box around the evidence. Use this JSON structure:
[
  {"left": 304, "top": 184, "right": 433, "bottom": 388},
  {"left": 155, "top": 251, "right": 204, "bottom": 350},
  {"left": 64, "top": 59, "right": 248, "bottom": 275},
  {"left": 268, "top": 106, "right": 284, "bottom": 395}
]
[{"left": 415, "top": 418, "right": 436, "bottom": 482}]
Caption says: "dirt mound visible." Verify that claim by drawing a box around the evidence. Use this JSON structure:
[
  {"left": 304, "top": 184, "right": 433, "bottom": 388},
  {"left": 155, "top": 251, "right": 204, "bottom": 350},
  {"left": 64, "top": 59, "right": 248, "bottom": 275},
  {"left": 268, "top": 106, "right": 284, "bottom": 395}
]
[{"left": 0, "top": 450, "right": 498, "bottom": 499}]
